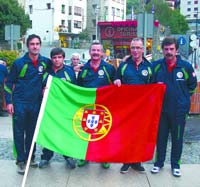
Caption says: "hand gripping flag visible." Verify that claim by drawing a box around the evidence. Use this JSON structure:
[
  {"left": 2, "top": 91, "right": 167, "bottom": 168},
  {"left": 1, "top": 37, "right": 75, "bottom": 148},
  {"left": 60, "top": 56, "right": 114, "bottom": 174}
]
[{"left": 36, "top": 76, "right": 166, "bottom": 163}]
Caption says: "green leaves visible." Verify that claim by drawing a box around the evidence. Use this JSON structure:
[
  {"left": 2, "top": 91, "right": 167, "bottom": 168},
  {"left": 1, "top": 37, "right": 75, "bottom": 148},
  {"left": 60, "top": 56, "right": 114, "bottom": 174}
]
[{"left": 0, "top": 0, "right": 31, "bottom": 39}]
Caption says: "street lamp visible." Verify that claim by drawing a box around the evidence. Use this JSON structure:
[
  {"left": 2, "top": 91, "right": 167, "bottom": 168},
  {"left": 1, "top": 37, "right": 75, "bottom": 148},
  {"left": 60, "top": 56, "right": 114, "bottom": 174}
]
[{"left": 95, "top": 6, "right": 99, "bottom": 40}]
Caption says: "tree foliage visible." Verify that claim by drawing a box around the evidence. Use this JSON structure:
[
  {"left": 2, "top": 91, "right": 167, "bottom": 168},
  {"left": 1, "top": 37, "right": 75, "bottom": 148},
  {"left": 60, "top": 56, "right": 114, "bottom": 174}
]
[
  {"left": 127, "top": 0, "right": 189, "bottom": 34},
  {"left": 0, "top": 0, "right": 31, "bottom": 40},
  {"left": 79, "top": 29, "right": 90, "bottom": 41}
]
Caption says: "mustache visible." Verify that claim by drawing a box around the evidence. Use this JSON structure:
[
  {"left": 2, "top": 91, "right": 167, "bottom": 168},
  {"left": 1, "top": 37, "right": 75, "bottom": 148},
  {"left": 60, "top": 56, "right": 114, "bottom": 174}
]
[{"left": 165, "top": 53, "right": 173, "bottom": 57}]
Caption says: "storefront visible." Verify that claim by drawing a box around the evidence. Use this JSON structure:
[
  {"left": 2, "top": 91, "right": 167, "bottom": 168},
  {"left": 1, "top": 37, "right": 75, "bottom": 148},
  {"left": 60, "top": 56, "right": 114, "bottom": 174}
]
[{"left": 98, "top": 21, "right": 138, "bottom": 58}]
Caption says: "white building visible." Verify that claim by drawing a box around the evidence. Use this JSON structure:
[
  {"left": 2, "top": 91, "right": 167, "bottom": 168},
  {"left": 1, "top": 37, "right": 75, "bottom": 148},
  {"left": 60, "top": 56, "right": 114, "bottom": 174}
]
[
  {"left": 180, "top": 0, "right": 200, "bottom": 36},
  {"left": 17, "top": 0, "right": 26, "bottom": 8},
  {"left": 25, "top": 0, "right": 87, "bottom": 47}
]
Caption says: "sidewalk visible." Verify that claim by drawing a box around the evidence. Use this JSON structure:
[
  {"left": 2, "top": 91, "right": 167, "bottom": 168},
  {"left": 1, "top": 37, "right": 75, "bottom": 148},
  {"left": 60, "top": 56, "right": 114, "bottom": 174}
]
[{"left": 0, "top": 116, "right": 200, "bottom": 187}]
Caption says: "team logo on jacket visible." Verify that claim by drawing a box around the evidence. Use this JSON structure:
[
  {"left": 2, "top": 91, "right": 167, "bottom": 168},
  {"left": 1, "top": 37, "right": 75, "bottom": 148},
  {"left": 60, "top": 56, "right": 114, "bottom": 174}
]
[
  {"left": 38, "top": 66, "right": 44, "bottom": 73},
  {"left": 98, "top": 70, "right": 104, "bottom": 76},
  {"left": 176, "top": 72, "right": 183, "bottom": 79},
  {"left": 141, "top": 70, "right": 148, "bottom": 76},
  {"left": 73, "top": 104, "right": 112, "bottom": 141}
]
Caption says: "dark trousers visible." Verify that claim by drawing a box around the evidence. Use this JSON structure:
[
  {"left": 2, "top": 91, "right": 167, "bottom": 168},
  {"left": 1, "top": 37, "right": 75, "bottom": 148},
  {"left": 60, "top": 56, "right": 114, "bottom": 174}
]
[
  {"left": 154, "top": 112, "right": 186, "bottom": 169},
  {"left": 13, "top": 102, "right": 40, "bottom": 163},
  {"left": 0, "top": 84, "right": 3, "bottom": 111},
  {"left": 41, "top": 148, "right": 68, "bottom": 161}
]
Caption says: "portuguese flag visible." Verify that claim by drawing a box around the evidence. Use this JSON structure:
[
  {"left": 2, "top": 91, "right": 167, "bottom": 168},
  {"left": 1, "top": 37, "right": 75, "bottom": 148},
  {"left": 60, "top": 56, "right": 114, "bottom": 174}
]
[{"left": 36, "top": 76, "right": 166, "bottom": 163}]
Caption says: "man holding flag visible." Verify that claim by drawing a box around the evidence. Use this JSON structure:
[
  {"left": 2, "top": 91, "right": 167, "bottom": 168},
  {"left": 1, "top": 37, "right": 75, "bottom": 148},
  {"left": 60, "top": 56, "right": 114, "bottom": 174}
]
[
  {"left": 38, "top": 48, "right": 77, "bottom": 169},
  {"left": 114, "top": 37, "right": 153, "bottom": 174},
  {"left": 77, "top": 41, "right": 116, "bottom": 168}
]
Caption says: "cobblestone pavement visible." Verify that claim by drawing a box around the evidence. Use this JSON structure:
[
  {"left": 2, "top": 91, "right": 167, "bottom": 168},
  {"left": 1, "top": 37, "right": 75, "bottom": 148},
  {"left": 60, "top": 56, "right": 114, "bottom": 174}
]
[{"left": 0, "top": 115, "right": 199, "bottom": 164}]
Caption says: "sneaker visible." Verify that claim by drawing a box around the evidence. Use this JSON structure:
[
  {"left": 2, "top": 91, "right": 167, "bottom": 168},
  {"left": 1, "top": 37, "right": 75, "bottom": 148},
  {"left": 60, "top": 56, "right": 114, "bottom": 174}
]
[
  {"left": 38, "top": 160, "right": 49, "bottom": 168},
  {"left": 172, "top": 168, "right": 181, "bottom": 177},
  {"left": 77, "top": 159, "right": 88, "bottom": 167},
  {"left": 66, "top": 158, "right": 76, "bottom": 169},
  {"left": 131, "top": 163, "right": 145, "bottom": 171},
  {"left": 120, "top": 164, "right": 130, "bottom": 174},
  {"left": 151, "top": 166, "right": 161, "bottom": 174},
  {"left": 101, "top": 162, "right": 110, "bottom": 169},
  {"left": 30, "top": 160, "right": 38, "bottom": 168},
  {"left": 17, "top": 162, "right": 26, "bottom": 175}
]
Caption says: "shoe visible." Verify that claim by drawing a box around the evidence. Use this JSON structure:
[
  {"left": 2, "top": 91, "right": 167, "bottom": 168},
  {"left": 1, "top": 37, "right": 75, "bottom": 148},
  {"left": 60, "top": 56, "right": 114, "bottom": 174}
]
[
  {"left": 66, "top": 157, "right": 76, "bottom": 169},
  {"left": 120, "top": 164, "right": 130, "bottom": 174},
  {"left": 30, "top": 160, "right": 38, "bottom": 168},
  {"left": 172, "top": 168, "right": 181, "bottom": 177},
  {"left": 151, "top": 166, "right": 161, "bottom": 174},
  {"left": 101, "top": 162, "right": 110, "bottom": 169},
  {"left": 77, "top": 159, "right": 88, "bottom": 167},
  {"left": 17, "top": 162, "right": 26, "bottom": 175},
  {"left": 131, "top": 163, "right": 145, "bottom": 171},
  {"left": 38, "top": 160, "right": 49, "bottom": 168}
]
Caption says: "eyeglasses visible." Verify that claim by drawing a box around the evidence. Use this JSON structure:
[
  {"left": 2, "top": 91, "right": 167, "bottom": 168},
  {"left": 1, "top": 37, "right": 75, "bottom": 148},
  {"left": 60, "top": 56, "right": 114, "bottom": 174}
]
[{"left": 130, "top": 46, "right": 143, "bottom": 50}]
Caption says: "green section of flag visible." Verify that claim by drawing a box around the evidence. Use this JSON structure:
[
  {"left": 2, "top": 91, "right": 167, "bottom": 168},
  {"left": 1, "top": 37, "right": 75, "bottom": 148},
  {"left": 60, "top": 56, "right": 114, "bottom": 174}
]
[{"left": 36, "top": 77, "right": 97, "bottom": 159}]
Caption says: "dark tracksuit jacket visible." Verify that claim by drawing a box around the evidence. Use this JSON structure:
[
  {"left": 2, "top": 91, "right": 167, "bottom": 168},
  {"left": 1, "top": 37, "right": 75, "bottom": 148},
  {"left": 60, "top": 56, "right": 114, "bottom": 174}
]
[
  {"left": 41, "top": 65, "right": 77, "bottom": 161},
  {"left": 0, "top": 64, "right": 8, "bottom": 111},
  {"left": 116, "top": 56, "right": 153, "bottom": 84},
  {"left": 77, "top": 60, "right": 116, "bottom": 88},
  {"left": 4, "top": 53, "right": 51, "bottom": 162},
  {"left": 115, "top": 56, "right": 153, "bottom": 165},
  {"left": 152, "top": 56, "right": 197, "bottom": 169}
]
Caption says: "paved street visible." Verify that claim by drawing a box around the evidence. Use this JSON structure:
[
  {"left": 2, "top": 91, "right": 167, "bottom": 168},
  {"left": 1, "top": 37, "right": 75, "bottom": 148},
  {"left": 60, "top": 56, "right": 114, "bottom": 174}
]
[{"left": 0, "top": 115, "right": 200, "bottom": 187}]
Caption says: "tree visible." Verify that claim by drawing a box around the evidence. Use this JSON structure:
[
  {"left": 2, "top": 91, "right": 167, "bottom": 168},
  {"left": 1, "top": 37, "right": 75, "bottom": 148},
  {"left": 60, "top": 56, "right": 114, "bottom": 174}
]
[
  {"left": 145, "top": 0, "right": 189, "bottom": 34},
  {"left": 79, "top": 29, "right": 90, "bottom": 41},
  {"left": 127, "top": 0, "right": 189, "bottom": 34},
  {"left": 0, "top": 0, "right": 31, "bottom": 40}
]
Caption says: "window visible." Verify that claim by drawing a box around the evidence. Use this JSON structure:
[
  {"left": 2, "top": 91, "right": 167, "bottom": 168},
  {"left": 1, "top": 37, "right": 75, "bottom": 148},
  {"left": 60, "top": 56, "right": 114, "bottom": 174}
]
[
  {"left": 187, "top": 8, "right": 191, "bottom": 11},
  {"left": 61, "top": 20, "right": 65, "bottom": 26},
  {"left": 29, "top": 5, "right": 33, "bottom": 14},
  {"left": 68, "top": 20, "right": 71, "bottom": 32},
  {"left": 194, "top": 7, "right": 198, "bottom": 12},
  {"left": 61, "top": 5, "right": 65, "bottom": 14},
  {"left": 69, "top": 6, "right": 72, "bottom": 15},
  {"left": 74, "top": 20, "right": 82, "bottom": 28},
  {"left": 47, "top": 3, "right": 51, "bottom": 9},
  {"left": 194, "top": 1, "right": 198, "bottom": 4},
  {"left": 112, "top": 7, "right": 115, "bottom": 16},
  {"left": 30, "top": 20, "right": 32, "bottom": 28},
  {"left": 74, "top": 6, "right": 81, "bottom": 16},
  {"left": 116, "top": 8, "right": 120, "bottom": 17}
]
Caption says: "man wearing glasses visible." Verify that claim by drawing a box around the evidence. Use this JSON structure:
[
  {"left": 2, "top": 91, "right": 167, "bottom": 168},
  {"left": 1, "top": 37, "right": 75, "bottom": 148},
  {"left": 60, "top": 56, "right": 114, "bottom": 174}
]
[{"left": 114, "top": 37, "right": 153, "bottom": 173}]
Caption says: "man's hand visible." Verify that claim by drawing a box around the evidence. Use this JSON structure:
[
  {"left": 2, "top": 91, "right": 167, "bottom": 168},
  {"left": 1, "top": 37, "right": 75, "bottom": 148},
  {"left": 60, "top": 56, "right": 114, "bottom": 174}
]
[
  {"left": 74, "top": 64, "right": 84, "bottom": 72},
  {"left": 7, "top": 104, "right": 14, "bottom": 115},
  {"left": 114, "top": 79, "right": 122, "bottom": 87}
]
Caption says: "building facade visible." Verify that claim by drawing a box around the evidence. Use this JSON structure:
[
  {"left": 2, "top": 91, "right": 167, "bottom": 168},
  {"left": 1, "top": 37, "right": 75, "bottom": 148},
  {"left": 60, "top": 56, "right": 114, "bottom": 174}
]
[
  {"left": 180, "top": 0, "right": 200, "bottom": 36},
  {"left": 25, "top": 0, "right": 87, "bottom": 47},
  {"left": 87, "top": 0, "right": 126, "bottom": 41}
]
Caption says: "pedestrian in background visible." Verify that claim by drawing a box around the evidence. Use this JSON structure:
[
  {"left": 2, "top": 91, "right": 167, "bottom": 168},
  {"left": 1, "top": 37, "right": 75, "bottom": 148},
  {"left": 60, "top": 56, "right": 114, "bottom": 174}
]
[
  {"left": 114, "top": 37, "right": 153, "bottom": 174},
  {"left": 38, "top": 47, "right": 77, "bottom": 169},
  {"left": 77, "top": 41, "right": 116, "bottom": 169},
  {"left": 4, "top": 34, "right": 51, "bottom": 175},
  {"left": 0, "top": 58, "right": 8, "bottom": 117},
  {"left": 151, "top": 37, "right": 197, "bottom": 177}
]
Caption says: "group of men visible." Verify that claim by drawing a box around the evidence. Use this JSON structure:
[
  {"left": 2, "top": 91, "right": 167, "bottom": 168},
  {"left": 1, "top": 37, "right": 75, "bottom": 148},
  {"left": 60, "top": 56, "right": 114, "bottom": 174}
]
[{"left": 2, "top": 34, "right": 197, "bottom": 178}]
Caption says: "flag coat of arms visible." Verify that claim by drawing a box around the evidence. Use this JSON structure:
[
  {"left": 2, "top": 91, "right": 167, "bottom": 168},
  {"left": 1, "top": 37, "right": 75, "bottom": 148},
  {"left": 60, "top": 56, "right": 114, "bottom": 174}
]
[{"left": 36, "top": 76, "right": 166, "bottom": 163}]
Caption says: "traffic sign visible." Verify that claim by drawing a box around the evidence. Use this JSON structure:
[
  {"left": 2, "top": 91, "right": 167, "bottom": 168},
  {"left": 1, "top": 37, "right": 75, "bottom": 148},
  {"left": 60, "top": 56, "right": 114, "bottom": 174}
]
[{"left": 178, "top": 36, "right": 186, "bottom": 45}]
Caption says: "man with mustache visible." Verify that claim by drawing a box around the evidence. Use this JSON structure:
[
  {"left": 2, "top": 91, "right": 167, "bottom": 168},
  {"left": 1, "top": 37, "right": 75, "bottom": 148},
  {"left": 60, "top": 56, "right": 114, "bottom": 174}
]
[
  {"left": 151, "top": 37, "right": 197, "bottom": 177},
  {"left": 77, "top": 41, "right": 116, "bottom": 169}
]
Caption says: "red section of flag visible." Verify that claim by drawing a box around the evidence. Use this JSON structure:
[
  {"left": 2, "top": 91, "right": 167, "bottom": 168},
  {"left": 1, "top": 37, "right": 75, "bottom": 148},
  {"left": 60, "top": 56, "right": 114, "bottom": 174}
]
[{"left": 86, "top": 84, "right": 166, "bottom": 163}]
